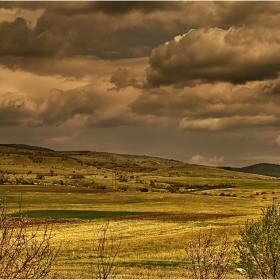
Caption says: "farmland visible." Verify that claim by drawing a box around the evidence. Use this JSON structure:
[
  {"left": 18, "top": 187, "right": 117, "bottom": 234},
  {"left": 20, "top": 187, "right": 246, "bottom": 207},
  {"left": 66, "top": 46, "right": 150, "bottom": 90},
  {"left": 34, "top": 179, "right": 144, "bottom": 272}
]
[{"left": 1, "top": 144, "right": 280, "bottom": 278}]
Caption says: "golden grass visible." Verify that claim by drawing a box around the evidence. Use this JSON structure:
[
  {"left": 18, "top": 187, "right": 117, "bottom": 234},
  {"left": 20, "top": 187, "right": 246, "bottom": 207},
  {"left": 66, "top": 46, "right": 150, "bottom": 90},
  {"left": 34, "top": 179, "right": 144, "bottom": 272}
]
[{"left": 8, "top": 190, "right": 271, "bottom": 278}]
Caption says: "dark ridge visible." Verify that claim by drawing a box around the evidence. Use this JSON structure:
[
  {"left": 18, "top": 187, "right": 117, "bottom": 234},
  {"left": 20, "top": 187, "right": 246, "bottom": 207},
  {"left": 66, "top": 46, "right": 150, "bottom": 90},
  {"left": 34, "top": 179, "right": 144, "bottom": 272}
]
[
  {"left": 0, "top": 144, "right": 53, "bottom": 152},
  {"left": 221, "top": 163, "right": 280, "bottom": 178}
]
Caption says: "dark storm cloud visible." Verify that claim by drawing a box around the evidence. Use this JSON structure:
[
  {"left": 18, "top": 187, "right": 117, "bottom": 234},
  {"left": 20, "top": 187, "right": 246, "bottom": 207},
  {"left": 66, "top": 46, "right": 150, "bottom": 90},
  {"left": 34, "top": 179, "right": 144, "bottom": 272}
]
[
  {"left": 0, "top": 1, "right": 181, "bottom": 16},
  {"left": 0, "top": 2, "right": 211, "bottom": 65},
  {"left": 32, "top": 9, "right": 118, "bottom": 57},
  {"left": 145, "top": 26, "right": 280, "bottom": 87},
  {"left": 3, "top": 1, "right": 280, "bottom": 78},
  {"left": 0, "top": 17, "right": 64, "bottom": 57},
  {"left": 213, "top": 2, "right": 280, "bottom": 27},
  {"left": 0, "top": 6, "right": 165, "bottom": 75},
  {"left": 4, "top": 1, "right": 279, "bottom": 25},
  {"left": 0, "top": 10, "right": 115, "bottom": 76},
  {"left": 0, "top": 7, "right": 115, "bottom": 61}
]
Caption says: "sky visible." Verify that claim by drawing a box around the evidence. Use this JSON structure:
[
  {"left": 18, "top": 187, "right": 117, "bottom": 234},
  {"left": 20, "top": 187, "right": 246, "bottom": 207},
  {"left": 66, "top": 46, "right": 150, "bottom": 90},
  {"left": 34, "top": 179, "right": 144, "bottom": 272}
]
[{"left": 1, "top": 1, "right": 280, "bottom": 167}]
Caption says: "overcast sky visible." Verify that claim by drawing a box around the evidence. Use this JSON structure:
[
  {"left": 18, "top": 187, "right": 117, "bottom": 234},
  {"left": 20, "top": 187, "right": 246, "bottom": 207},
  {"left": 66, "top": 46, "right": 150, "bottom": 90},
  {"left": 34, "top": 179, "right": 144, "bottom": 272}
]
[{"left": 1, "top": 1, "right": 280, "bottom": 167}]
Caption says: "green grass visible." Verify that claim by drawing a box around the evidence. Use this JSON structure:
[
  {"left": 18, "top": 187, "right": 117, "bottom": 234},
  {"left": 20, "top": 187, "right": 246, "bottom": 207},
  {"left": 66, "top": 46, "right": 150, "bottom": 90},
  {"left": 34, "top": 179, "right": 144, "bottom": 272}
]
[{"left": 10, "top": 209, "right": 151, "bottom": 220}]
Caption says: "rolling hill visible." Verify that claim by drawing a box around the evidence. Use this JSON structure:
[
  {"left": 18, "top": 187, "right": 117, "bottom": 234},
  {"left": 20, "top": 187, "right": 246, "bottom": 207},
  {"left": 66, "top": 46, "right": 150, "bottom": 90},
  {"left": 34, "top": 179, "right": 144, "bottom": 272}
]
[
  {"left": 0, "top": 143, "right": 53, "bottom": 152},
  {"left": 221, "top": 163, "right": 280, "bottom": 178},
  {"left": 0, "top": 143, "right": 272, "bottom": 182}
]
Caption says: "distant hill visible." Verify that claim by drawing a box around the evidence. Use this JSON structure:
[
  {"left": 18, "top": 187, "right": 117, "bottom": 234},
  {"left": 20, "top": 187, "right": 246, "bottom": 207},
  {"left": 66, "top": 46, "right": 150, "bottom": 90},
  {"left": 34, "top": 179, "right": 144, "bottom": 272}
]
[
  {"left": 0, "top": 143, "right": 276, "bottom": 180},
  {"left": 221, "top": 163, "right": 280, "bottom": 178},
  {"left": 0, "top": 144, "right": 53, "bottom": 152}
]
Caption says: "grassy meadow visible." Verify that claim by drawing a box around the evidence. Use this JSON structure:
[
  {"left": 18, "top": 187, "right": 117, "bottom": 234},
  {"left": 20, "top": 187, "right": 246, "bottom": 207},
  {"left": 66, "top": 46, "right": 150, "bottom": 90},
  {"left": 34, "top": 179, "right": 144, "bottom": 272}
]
[{"left": 1, "top": 145, "right": 280, "bottom": 278}]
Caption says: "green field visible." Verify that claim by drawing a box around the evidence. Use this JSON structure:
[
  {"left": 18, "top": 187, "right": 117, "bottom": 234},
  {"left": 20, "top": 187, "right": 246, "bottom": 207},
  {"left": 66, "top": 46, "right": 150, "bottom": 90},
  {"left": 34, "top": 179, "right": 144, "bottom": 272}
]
[
  {"left": 1, "top": 145, "right": 280, "bottom": 278},
  {"left": 10, "top": 209, "right": 152, "bottom": 219}
]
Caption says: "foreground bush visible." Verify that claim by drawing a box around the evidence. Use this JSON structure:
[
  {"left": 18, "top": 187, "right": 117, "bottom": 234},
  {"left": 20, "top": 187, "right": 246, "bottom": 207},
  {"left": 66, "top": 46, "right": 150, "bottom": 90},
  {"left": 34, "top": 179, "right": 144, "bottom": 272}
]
[
  {"left": 236, "top": 200, "right": 280, "bottom": 278},
  {"left": 185, "top": 229, "right": 232, "bottom": 279},
  {"left": 0, "top": 198, "right": 60, "bottom": 279}
]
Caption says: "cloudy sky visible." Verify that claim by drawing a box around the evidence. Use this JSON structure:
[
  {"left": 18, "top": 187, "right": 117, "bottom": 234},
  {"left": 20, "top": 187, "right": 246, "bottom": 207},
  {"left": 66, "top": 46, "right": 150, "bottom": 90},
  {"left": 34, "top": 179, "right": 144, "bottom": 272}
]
[{"left": 1, "top": 1, "right": 280, "bottom": 167}]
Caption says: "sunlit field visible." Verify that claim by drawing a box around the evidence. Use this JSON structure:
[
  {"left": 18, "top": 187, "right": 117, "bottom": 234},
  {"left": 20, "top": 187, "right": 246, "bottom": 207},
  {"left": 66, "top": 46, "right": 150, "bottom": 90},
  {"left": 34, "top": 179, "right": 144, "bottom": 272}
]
[
  {"left": 1, "top": 145, "right": 280, "bottom": 278},
  {"left": 2, "top": 186, "right": 278, "bottom": 278}
]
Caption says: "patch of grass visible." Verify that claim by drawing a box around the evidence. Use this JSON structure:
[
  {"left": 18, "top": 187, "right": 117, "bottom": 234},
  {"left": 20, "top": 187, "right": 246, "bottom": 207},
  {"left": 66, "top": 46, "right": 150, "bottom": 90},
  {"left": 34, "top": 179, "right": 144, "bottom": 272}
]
[{"left": 10, "top": 210, "right": 151, "bottom": 220}]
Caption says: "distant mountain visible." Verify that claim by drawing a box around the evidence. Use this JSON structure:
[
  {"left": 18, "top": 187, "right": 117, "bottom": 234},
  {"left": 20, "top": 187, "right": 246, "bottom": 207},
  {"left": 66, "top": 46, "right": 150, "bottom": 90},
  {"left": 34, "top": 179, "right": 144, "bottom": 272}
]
[
  {"left": 0, "top": 144, "right": 53, "bottom": 152},
  {"left": 221, "top": 163, "right": 280, "bottom": 178}
]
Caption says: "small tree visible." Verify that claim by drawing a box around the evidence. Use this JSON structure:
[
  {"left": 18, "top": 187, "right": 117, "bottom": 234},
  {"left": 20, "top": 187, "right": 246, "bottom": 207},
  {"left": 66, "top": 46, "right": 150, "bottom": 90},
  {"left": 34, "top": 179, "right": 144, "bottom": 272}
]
[
  {"left": 0, "top": 197, "right": 60, "bottom": 278},
  {"left": 185, "top": 229, "right": 232, "bottom": 279},
  {"left": 95, "top": 219, "right": 122, "bottom": 279},
  {"left": 235, "top": 201, "right": 280, "bottom": 278}
]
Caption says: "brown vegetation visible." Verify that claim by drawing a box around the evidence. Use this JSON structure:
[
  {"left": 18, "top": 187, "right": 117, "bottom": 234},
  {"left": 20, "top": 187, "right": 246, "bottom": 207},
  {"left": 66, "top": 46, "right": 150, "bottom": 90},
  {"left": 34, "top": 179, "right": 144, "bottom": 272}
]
[{"left": 112, "top": 212, "right": 236, "bottom": 222}]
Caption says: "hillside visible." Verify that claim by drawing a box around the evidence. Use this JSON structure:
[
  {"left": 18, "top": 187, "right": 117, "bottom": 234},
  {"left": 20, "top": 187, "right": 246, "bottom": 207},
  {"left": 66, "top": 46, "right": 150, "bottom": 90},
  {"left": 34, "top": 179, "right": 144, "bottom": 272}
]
[
  {"left": 221, "top": 163, "right": 280, "bottom": 178},
  {"left": 0, "top": 143, "right": 275, "bottom": 195},
  {"left": 0, "top": 143, "right": 53, "bottom": 152},
  {"left": 0, "top": 143, "right": 267, "bottom": 179}
]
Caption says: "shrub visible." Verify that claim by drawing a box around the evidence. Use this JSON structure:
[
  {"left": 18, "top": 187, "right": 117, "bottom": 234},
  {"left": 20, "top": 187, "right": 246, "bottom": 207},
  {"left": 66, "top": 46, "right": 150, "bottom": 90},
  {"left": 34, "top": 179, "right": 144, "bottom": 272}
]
[
  {"left": 0, "top": 197, "right": 60, "bottom": 278},
  {"left": 235, "top": 201, "right": 280, "bottom": 278},
  {"left": 185, "top": 229, "right": 232, "bottom": 279},
  {"left": 95, "top": 220, "right": 122, "bottom": 279}
]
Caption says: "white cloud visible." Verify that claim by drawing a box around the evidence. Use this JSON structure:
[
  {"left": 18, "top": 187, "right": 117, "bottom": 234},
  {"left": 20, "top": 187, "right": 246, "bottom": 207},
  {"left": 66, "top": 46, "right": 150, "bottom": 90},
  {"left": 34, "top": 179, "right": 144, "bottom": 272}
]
[
  {"left": 179, "top": 115, "right": 277, "bottom": 131},
  {"left": 190, "top": 154, "right": 225, "bottom": 166},
  {"left": 189, "top": 155, "right": 205, "bottom": 163}
]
